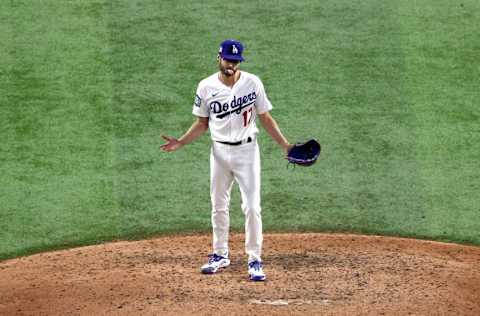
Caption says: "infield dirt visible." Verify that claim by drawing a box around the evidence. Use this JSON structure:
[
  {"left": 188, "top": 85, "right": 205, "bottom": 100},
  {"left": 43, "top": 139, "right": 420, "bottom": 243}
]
[{"left": 1, "top": 233, "right": 479, "bottom": 315}]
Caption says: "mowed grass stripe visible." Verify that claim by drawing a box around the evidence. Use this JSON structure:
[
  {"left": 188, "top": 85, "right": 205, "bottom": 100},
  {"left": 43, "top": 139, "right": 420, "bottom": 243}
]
[
  {"left": 0, "top": 1, "right": 118, "bottom": 259},
  {"left": 106, "top": 1, "right": 213, "bottom": 237},
  {"left": 283, "top": 1, "right": 429, "bottom": 236},
  {"left": 398, "top": 0, "right": 480, "bottom": 243}
]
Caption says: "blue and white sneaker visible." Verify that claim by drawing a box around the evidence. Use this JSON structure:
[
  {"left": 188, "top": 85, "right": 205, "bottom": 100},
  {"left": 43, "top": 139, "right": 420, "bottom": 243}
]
[
  {"left": 200, "top": 254, "right": 230, "bottom": 274},
  {"left": 248, "top": 260, "right": 266, "bottom": 281}
]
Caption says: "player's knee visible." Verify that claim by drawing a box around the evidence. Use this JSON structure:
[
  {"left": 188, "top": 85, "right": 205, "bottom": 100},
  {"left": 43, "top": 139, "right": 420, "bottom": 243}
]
[
  {"left": 212, "top": 207, "right": 229, "bottom": 214},
  {"left": 242, "top": 205, "right": 261, "bottom": 216}
]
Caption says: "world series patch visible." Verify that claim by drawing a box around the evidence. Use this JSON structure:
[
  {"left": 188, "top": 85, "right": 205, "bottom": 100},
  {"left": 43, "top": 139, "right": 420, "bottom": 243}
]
[{"left": 194, "top": 94, "right": 202, "bottom": 107}]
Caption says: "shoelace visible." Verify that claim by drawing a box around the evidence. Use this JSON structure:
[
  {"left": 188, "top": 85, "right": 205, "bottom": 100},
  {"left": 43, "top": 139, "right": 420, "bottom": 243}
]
[
  {"left": 249, "top": 261, "right": 262, "bottom": 271},
  {"left": 208, "top": 254, "right": 222, "bottom": 263}
]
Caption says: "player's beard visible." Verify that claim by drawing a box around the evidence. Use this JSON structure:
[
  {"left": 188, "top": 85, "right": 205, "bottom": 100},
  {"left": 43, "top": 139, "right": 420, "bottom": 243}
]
[{"left": 219, "top": 63, "right": 237, "bottom": 77}]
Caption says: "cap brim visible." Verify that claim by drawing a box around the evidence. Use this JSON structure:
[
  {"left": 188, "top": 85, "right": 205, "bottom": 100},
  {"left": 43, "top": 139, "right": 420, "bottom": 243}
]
[{"left": 221, "top": 53, "right": 245, "bottom": 62}]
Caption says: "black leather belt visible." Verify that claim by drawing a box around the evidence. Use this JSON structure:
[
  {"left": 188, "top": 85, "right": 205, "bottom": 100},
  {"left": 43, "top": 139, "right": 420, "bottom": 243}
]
[{"left": 216, "top": 137, "right": 253, "bottom": 146}]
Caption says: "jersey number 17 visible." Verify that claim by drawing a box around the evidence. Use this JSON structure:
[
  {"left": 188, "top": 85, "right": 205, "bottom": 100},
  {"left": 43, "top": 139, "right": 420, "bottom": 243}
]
[{"left": 243, "top": 108, "right": 253, "bottom": 127}]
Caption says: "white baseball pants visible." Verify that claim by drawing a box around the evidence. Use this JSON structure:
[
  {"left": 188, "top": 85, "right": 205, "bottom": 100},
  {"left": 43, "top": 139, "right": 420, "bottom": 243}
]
[{"left": 210, "top": 140, "right": 262, "bottom": 263}]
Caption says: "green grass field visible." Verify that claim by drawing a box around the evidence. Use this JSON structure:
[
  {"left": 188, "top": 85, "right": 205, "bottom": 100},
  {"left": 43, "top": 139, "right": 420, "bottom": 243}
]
[{"left": 1, "top": 0, "right": 479, "bottom": 260}]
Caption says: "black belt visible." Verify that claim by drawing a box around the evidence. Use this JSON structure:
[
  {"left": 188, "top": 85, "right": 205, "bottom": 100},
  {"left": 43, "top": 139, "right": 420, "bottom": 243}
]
[{"left": 216, "top": 137, "right": 253, "bottom": 146}]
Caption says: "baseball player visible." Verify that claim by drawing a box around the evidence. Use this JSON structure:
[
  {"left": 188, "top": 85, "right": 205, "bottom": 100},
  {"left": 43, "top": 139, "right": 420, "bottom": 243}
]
[{"left": 161, "top": 39, "right": 292, "bottom": 281}]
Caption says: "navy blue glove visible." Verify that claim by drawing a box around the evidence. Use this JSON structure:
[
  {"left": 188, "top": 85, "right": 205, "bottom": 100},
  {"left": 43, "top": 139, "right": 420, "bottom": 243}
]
[{"left": 287, "top": 139, "right": 321, "bottom": 167}]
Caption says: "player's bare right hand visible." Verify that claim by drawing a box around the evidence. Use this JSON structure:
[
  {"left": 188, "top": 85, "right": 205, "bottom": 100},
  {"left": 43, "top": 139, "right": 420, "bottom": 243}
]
[
  {"left": 160, "top": 135, "right": 183, "bottom": 152},
  {"left": 283, "top": 143, "right": 294, "bottom": 159}
]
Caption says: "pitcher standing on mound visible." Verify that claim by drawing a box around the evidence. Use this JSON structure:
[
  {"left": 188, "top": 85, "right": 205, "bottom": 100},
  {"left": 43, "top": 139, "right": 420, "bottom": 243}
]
[{"left": 161, "top": 39, "right": 292, "bottom": 281}]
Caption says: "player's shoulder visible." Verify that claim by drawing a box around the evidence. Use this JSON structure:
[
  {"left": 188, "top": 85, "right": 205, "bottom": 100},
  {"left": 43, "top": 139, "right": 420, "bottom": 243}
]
[
  {"left": 196, "top": 73, "right": 222, "bottom": 97},
  {"left": 194, "top": 73, "right": 218, "bottom": 98},
  {"left": 198, "top": 72, "right": 220, "bottom": 89},
  {"left": 240, "top": 71, "right": 262, "bottom": 83},
  {"left": 240, "top": 71, "right": 265, "bottom": 90}
]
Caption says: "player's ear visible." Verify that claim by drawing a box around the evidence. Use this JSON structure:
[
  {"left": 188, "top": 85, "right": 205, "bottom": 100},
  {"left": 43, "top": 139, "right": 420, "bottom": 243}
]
[{"left": 217, "top": 54, "right": 221, "bottom": 62}]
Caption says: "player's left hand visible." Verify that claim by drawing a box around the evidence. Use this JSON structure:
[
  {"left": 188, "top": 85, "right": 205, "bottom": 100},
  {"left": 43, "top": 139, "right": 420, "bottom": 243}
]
[
  {"left": 283, "top": 143, "right": 294, "bottom": 158},
  {"left": 286, "top": 139, "right": 321, "bottom": 166}
]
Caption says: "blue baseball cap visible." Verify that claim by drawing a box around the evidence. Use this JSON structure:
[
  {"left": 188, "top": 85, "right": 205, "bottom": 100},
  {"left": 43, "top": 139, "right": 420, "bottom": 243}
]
[{"left": 218, "top": 39, "right": 245, "bottom": 62}]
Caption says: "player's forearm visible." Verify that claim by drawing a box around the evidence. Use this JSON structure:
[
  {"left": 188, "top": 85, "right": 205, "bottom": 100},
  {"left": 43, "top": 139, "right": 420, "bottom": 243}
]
[
  {"left": 259, "top": 113, "right": 290, "bottom": 150},
  {"left": 179, "top": 117, "right": 209, "bottom": 145}
]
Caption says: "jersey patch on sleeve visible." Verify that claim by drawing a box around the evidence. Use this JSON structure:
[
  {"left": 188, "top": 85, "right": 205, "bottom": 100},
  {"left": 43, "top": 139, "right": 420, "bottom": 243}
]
[{"left": 194, "top": 94, "right": 202, "bottom": 107}]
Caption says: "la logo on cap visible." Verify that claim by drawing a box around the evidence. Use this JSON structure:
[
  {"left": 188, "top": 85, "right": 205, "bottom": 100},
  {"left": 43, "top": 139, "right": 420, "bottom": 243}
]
[{"left": 218, "top": 39, "right": 245, "bottom": 62}]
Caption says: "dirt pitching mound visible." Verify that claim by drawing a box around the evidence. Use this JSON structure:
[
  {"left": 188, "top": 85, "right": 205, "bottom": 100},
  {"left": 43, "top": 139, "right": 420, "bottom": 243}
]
[{"left": 1, "top": 233, "right": 479, "bottom": 315}]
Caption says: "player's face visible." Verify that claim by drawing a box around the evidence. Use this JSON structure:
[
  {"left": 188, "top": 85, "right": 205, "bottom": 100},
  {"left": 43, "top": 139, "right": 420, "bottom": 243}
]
[{"left": 218, "top": 57, "right": 240, "bottom": 77}]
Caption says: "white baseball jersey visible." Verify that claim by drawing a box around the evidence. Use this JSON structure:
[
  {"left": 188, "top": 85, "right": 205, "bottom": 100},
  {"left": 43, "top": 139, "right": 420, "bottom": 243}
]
[{"left": 192, "top": 71, "right": 272, "bottom": 142}]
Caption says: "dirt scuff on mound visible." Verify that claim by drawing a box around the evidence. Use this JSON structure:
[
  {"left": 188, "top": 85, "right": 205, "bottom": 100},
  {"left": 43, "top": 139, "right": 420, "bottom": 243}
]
[{"left": 1, "top": 233, "right": 479, "bottom": 315}]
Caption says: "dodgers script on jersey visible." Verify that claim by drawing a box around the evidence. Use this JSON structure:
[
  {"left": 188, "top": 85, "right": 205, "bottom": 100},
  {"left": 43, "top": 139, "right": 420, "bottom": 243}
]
[{"left": 192, "top": 71, "right": 272, "bottom": 142}]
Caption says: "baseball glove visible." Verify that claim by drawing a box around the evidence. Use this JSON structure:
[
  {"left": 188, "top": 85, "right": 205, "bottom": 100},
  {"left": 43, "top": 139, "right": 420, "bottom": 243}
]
[{"left": 287, "top": 138, "right": 321, "bottom": 167}]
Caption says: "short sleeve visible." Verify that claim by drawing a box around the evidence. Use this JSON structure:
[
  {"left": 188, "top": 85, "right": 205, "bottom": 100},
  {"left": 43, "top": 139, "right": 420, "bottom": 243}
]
[
  {"left": 192, "top": 84, "right": 209, "bottom": 117},
  {"left": 254, "top": 78, "right": 273, "bottom": 114}
]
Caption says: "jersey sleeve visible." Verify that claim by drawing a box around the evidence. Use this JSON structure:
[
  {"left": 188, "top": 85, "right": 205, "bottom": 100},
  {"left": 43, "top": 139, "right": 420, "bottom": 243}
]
[
  {"left": 192, "top": 84, "right": 209, "bottom": 117},
  {"left": 254, "top": 78, "right": 273, "bottom": 114}
]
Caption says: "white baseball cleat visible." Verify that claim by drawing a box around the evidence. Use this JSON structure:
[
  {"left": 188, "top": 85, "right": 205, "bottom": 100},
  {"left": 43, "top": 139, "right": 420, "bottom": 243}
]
[
  {"left": 200, "top": 254, "right": 230, "bottom": 274},
  {"left": 248, "top": 260, "right": 266, "bottom": 281}
]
